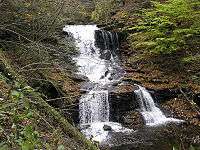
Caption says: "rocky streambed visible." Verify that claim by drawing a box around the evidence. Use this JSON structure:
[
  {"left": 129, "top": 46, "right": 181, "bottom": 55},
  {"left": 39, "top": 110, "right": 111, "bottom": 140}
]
[
  {"left": 100, "top": 81, "right": 200, "bottom": 149},
  {"left": 63, "top": 25, "right": 200, "bottom": 150}
]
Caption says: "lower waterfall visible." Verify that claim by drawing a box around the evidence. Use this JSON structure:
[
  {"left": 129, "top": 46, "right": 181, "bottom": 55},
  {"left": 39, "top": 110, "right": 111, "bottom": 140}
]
[{"left": 135, "top": 85, "right": 182, "bottom": 126}]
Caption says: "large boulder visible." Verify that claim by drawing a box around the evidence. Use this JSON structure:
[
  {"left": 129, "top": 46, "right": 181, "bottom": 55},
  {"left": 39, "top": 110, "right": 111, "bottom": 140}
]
[
  {"left": 103, "top": 125, "right": 112, "bottom": 131},
  {"left": 109, "top": 83, "right": 139, "bottom": 121},
  {"left": 120, "top": 111, "right": 145, "bottom": 130}
]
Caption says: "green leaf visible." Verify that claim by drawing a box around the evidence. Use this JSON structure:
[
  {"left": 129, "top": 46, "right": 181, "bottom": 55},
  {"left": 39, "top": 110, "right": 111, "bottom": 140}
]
[
  {"left": 58, "top": 145, "right": 65, "bottom": 150},
  {"left": 26, "top": 112, "right": 33, "bottom": 119},
  {"left": 11, "top": 90, "right": 20, "bottom": 99},
  {"left": 21, "top": 141, "right": 34, "bottom": 150}
]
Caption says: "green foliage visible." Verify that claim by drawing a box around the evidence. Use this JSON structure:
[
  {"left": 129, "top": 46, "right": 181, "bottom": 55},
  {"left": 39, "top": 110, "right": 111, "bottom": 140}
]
[
  {"left": 182, "top": 55, "right": 200, "bottom": 63},
  {"left": 0, "top": 81, "right": 42, "bottom": 149},
  {"left": 128, "top": 0, "right": 200, "bottom": 54}
]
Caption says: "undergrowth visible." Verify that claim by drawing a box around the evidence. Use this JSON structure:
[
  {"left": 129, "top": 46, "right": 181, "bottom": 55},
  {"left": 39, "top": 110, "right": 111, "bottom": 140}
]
[{"left": 127, "top": 0, "right": 200, "bottom": 56}]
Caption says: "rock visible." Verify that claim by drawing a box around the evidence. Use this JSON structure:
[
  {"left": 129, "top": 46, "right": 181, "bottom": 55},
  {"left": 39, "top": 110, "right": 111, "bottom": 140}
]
[
  {"left": 100, "top": 123, "right": 200, "bottom": 150},
  {"left": 150, "top": 78, "right": 168, "bottom": 84},
  {"left": 162, "top": 98, "right": 200, "bottom": 126},
  {"left": 194, "top": 93, "right": 200, "bottom": 107},
  {"left": 94, "top": 30, "right": 119, "bottom": 56},
  {"left": 79, "top": 124, "right": 91, "bottom": 130},
  {"left": 69, "top": 74, "right": 89, "bottom": 82},
  {"left": 120, "top": 111, "right": 145, "bottom": 130},
  {"left": 109, "top": 83, "right": 139, "bottom": 121},
  {"left": 122, "top": 78, "right": 142, "bottom": 85},
  {"left": 148, "top": 88, "right": 181, "bottom": 103},
  {"left": 99, "top": 50, "right": 111, "bottom": 60},
  {"left": 80, "top": 82, "right": 96, "bottom": 93},
  {"left": 103, "top": 125, "right": 112, "bottom": 131},
  {"left": 62, "top": 30, "right": 69, "bottom": 36}
]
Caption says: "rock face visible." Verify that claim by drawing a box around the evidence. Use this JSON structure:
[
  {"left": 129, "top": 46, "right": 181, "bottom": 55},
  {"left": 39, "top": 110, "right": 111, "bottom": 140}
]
[
  {"left": 95, "top": 30, "right": 120, "bottom": 56},
  {"left": 120, "top": 111, "right": 145, "bottom": 130},
  {"left": 148, "top": 88, "right": 181, "bottom": 103},
  {"left": 109, "top": 83, "right": 139, "bottom": 122}
]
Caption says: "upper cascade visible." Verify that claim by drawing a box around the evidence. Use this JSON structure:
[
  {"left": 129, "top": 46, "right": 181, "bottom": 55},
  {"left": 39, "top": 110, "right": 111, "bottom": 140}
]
[{"left": 63, "top": 25, "right": 122, "bottom": 84}]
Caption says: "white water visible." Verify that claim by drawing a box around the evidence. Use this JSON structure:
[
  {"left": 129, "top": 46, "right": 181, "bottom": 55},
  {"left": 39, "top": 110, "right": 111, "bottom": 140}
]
[
  {"left": 135, "top": 85, "right": 182, "bottom": 126},
  {"left": 63, "top": 25, "right": 131, "bottom": 142}
]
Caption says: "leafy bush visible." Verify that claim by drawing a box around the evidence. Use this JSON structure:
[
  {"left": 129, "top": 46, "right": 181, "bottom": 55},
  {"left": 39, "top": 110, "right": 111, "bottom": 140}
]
[{"left": 128, "top": 0, "right": 200, "bottom": 54}]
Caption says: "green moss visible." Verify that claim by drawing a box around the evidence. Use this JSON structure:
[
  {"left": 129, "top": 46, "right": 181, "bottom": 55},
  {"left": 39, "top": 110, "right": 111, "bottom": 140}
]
[{"left": 182, "top": 55, "right": 200, "bottom": 64}]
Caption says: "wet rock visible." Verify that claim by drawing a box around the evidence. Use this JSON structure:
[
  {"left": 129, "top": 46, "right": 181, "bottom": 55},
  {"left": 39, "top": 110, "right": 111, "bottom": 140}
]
[
  {"left": 100, "top": 123, "right": 200, "bottom": 150},
  {"left": 103, "top": 125, "right": 112, "bottom": 131},
  {"left": 80, "top": 82, "right": 96, "bottom": 94},
  {"left": 78, "top": 124, "right": 91, "bottom": 130},
  {"left": 94, "top": 30, "right": 119, "bottom": 56},
  {"left": 99, "top": 50, "right": 111, "bottom": 60},
  {"left": 69, "top": 74, "right": 89, "bottom": 82},
  {"left": 120, "top": 111, "right": 145, "bottom": 130},
  {"left": 61, "top": 30, "right": 69, "bottom": 36},
  {"left": 109, "top": 83, "right": 139, "bottom": 121},
  {"left": 148, "top": 88, "right": 181, "bottom": 103},
  {"left": 122, "top": 78, "right": 142, "bottom": 85}
]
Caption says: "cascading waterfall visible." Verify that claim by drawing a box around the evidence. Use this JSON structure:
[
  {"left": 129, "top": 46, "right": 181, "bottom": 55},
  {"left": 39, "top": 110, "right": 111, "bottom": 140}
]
[
  {"left": 79, "top": 90, "right": 110, "bottom": 124},
  {"left": 63, "top": 25, "right": 181, "bottom": 143},
  {"left": 63, "top": 25, "right": 130, "bottom": 142},
  {"left": 135, "top": 85, "right": 182, "bottom": 126}
]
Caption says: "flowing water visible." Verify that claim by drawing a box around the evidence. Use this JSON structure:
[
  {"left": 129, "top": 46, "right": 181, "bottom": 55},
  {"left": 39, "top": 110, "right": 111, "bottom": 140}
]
[
  {"left": 63, "top": 25, "right": 130, "bottom": 142},
  {"left": 63, "top": 25, "right": 182, "bottom": 142},
  {"left": 135, "top": 85, "right": 182, "bottom": 126}
]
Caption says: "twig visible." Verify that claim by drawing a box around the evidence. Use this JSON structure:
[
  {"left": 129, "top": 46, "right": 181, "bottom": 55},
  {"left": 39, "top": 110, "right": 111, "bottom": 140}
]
[
  {"left": 20, "top": 62, "right": 53, "bottom": 70},
  {"left": 33, "top": 110, "right": 54, "bottom": 130},
  {"left": 46, "top": 95, "right": 80, "bottom": 102},
  {"left": 179, "top": 88, "right": 200, "bottom": 111},
  {"left": 18, "top": 67, "right": 70, "bottom": 72}
]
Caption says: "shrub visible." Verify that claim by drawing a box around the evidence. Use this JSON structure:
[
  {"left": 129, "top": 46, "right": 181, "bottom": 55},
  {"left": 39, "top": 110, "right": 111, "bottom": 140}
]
[{"left": 128, "top": 0, "right": 200, "bottom": 54}]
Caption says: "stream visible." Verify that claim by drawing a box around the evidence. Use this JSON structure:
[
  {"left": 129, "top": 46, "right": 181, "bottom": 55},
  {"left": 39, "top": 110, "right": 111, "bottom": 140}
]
[{"left": 63, "top": 25, "right": 183, "bottom": 145}]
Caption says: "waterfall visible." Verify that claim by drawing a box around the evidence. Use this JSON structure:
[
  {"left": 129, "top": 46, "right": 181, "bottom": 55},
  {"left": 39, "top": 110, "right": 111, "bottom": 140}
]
[
  {"left": 135, "top": 85, "right": 182, "bottom": 126},
  {"left": 63, "top": 25, "right": 130, "bottom": 142},
  {"left": 79, "top": 90, "right": 110, "bottom": 124}
]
